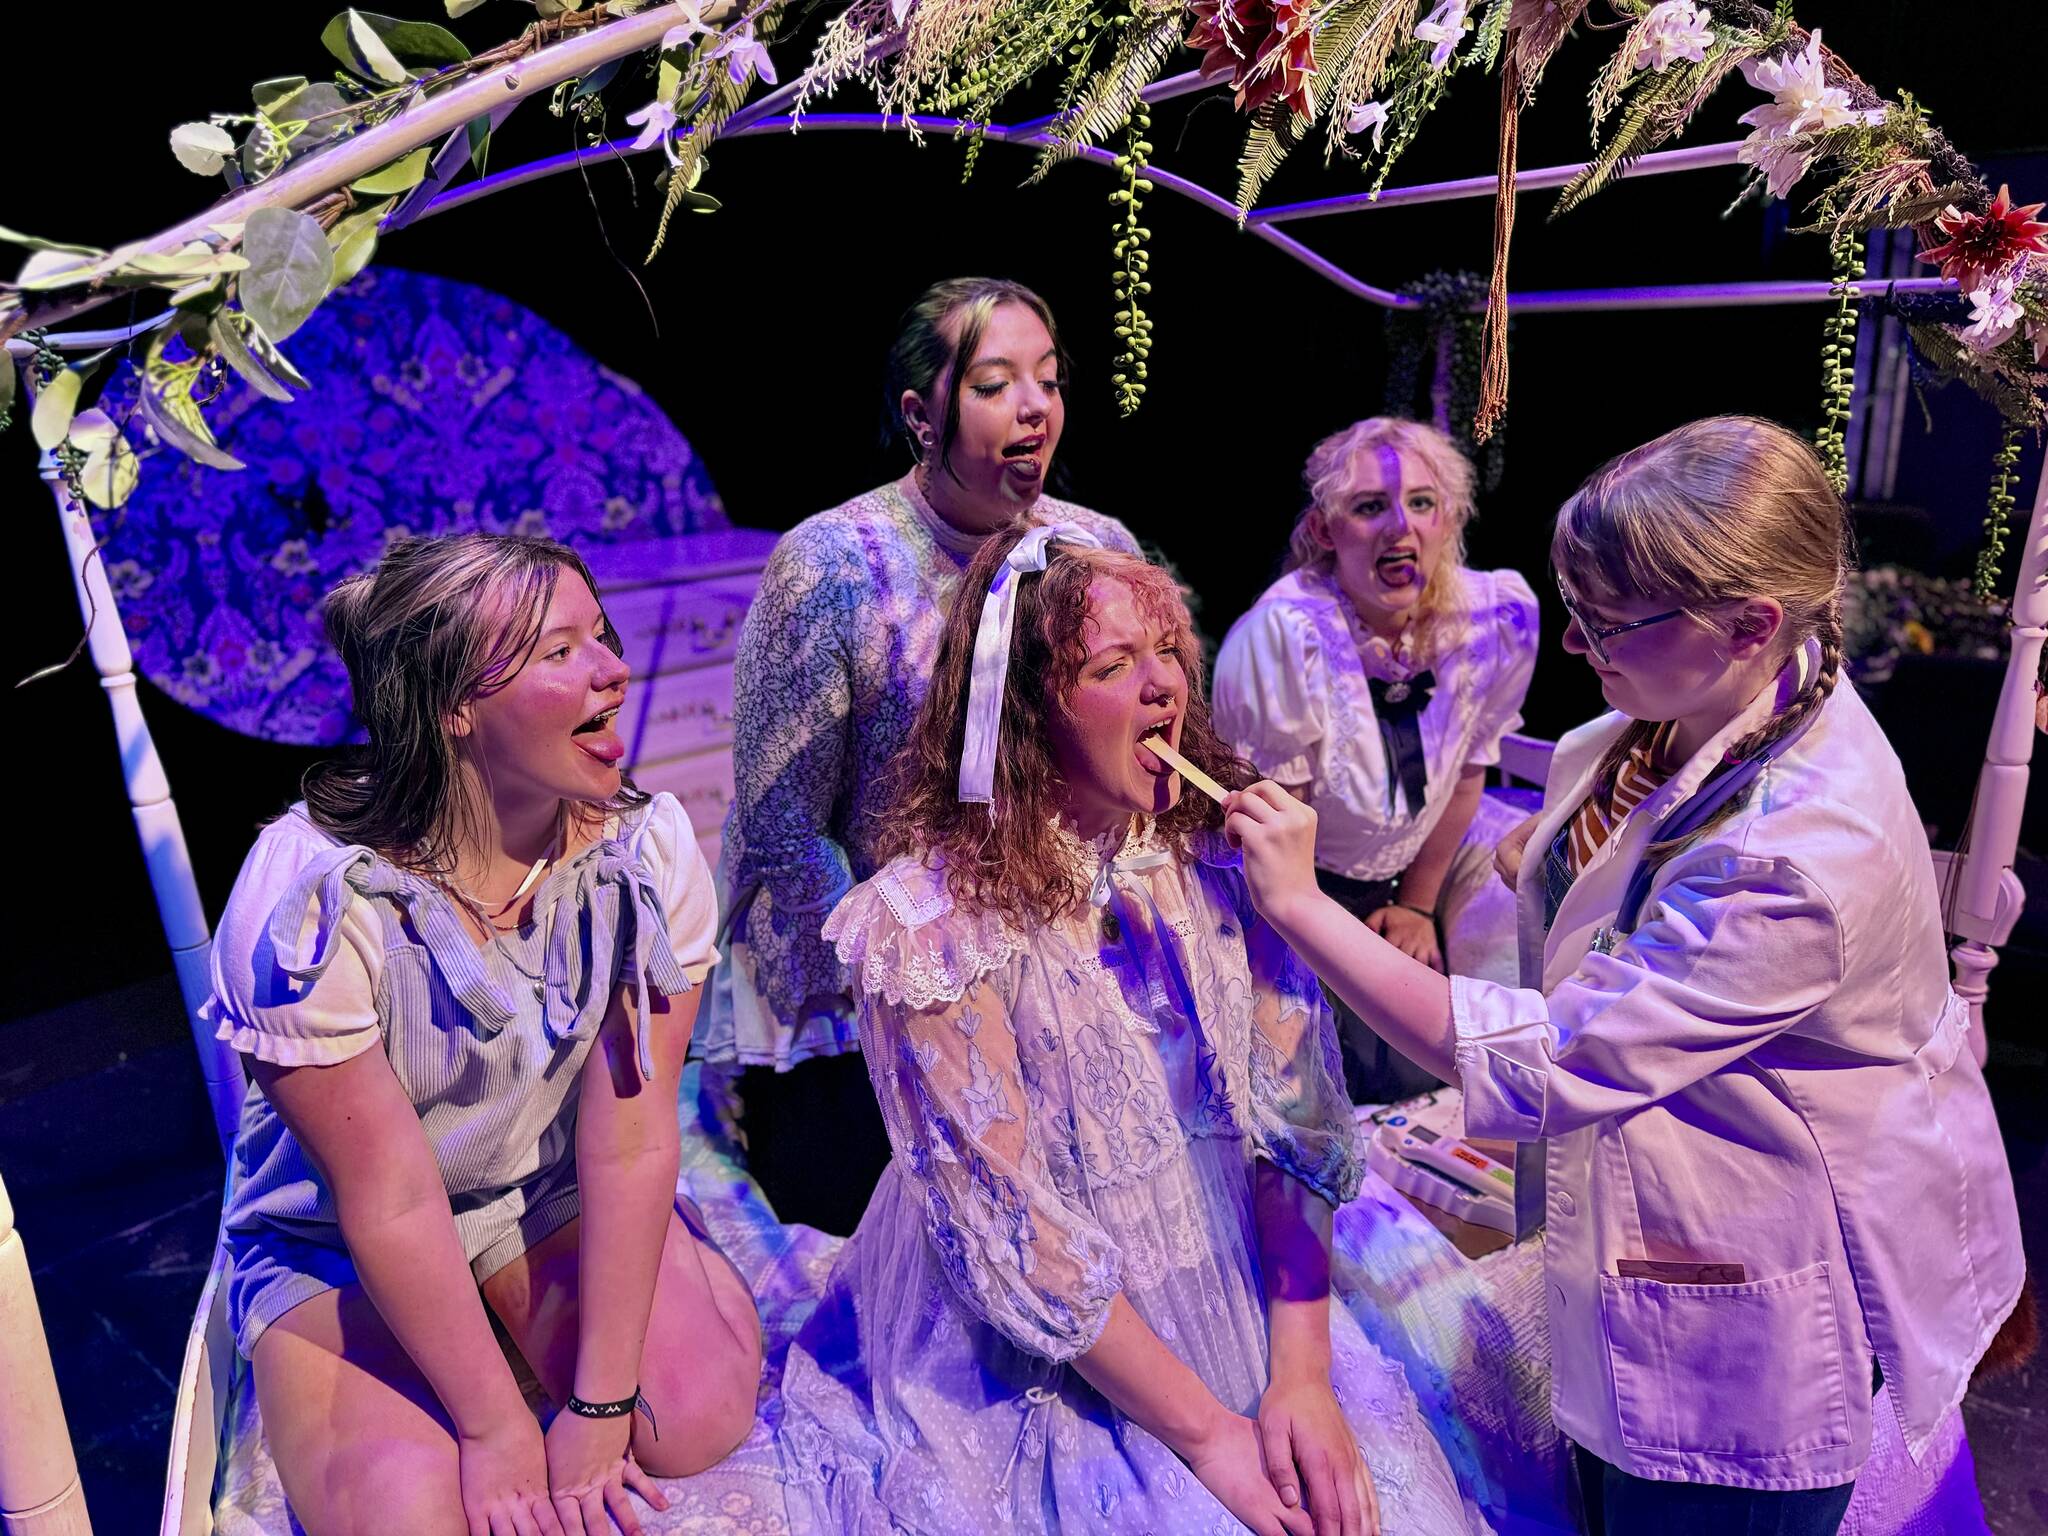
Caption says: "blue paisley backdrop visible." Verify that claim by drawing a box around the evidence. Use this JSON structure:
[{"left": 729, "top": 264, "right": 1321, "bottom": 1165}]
[{"left": 92, "top": 267, "right": 726, "bottom": 746}]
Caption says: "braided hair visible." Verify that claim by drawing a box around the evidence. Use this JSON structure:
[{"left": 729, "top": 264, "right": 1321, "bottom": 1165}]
[{"left": 1551, "top": 416, "right": 1853, "bottom": 856}]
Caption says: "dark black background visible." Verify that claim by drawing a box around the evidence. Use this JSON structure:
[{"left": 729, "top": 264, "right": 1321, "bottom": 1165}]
[{"left": 5, "top": 0, "right": 2044, "bottom": 1021}]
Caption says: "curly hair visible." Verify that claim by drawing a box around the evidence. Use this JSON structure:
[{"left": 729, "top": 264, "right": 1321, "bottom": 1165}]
[{"left": 881, "top": 523, "right": 1254, "bottom": 923}]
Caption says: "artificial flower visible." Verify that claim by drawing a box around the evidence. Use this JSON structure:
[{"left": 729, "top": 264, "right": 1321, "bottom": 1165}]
[
  {"left": 625, "top": 99, "right": 681, "bottom": 165},
  {"left": 1414, "top": 0, "right": 1472, "bottom": 70},
  {"left": 891, "top": 0, "right": 916, "bottom": 21},
  {"left": 1186, "top": 0, "right": 1319, "bottom": 115},
  {"left": 1627, "top": 1, "right": 1714, "bottom": 73},
  {"left": 2029, "top": 315, "right": 2048, "bottom": 368},
  {"left": 1346, "top": 100, "right": 1389, "bottom": 153},
  {"left": 1734, "top": 29, "right": 1884, "bottom": 199},
  {"left": 711, "top": 21, "right": 779, "bottom": 85},
  {"left": 1737, "top": 133, "right": 1814, "bottom": 200},
  {"left": 1960, "top": 274, "right": 2025, "bottom": 353},
  {"left": 1917, "top": 185, "right": 2048, "bottom": 291},
  {"left": 660, "top": 0, "right": 713, "bottom": 48}
]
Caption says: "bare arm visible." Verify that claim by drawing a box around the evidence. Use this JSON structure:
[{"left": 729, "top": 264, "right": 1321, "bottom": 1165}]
[
  {"left": 1397, "top": 766, "right": 1486, "bottom": 914},
  {"left": 1229, "top": 784, "right": 1459, "bottom": 1083},
  {"left": 253, "top": 1049, "right": 533, "bottom": 1436},
  {"left": 572, "top": 983, "right": 698, "bottom": 1405}
]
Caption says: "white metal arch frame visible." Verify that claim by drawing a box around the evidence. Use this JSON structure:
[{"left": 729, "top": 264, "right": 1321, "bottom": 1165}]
[{"left": 3, "top": 10, "right": 2041, "bottom": 1531}]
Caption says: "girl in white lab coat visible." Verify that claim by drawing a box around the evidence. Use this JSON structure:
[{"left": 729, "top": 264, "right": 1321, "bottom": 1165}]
[{"left": 1223, "top": 416, "right": 2024, "bottom": 1535}]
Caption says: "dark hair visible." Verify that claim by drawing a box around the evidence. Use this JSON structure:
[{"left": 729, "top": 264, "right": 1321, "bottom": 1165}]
[
  {"left": 882, "top": 276, "right": 1069, "bottom": 482},
  {"left": 301, "top": 532, "right": 642, "bottom": 872},
  {"left": 881, "top": 522, "right": 1254, "bottom": 923}
]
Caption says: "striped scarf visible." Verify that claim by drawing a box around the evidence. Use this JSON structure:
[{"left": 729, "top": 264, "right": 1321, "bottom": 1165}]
[{"left": 1566, "top": 722, "right": 1677, "bottom": 876}]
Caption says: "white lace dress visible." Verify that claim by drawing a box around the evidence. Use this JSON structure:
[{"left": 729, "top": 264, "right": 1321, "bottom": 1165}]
[{"left": 775, "top": 825, "right": 1490, "bottom": 1534}]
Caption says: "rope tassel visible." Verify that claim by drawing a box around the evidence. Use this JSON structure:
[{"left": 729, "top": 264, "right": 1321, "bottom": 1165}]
[{"left": 1474, "top": 54, "right": 1520, "bottom": 445}]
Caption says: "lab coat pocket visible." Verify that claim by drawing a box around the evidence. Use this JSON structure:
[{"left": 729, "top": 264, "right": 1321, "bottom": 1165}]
[{"left": 1600, "top": 1261, "right": 1852, "bottom": 1458}]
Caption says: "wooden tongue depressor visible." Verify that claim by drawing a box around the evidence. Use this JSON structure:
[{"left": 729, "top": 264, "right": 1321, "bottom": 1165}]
[{"left": 1142, "top": 734, "right": 1229, "bottom": 805}]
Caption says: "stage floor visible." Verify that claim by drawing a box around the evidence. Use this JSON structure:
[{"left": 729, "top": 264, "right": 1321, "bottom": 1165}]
[{"left": 5, "top": 971, "right": 2043, "bottom": 1536}]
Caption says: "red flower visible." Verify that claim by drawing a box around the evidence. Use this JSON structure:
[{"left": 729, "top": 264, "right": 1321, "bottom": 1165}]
[
  {"left": 1187, "top": 0, "right": 1319, "bottom": 116},
  {"left": 1918, "top": 184, "right": 2048, "bottom": 290}
]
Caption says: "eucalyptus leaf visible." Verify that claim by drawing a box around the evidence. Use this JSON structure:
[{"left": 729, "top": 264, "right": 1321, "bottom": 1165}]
[
  {"left": 0, "top": 225, "right": 104, "bottom": 257},
  {"left": 351, "top": 146, "right": 432, "bottom": 196},
  {"left": 239, "top": 207, "right": 335, "bottom": 341},
  {"left": 252, "top": 75, "right": 310, "bottom": 114},
  {"left": 15, "top": 248, "right": 101, "bottom": 288},
  {"left": 30, "top": 368, "right": 83, "bottom": 451},
  {"left": 209, "top": 312, "right": 295, "bottom": 402},
  {"left": 328, "top": 206, "right": 382, "bottom": 290},
  {"left": 572, "top": 57, "right": 624, "bottom": 102},
  {"left": 322, "top": 10, "right": 409, "bottom": 85},
  {"left": 139, "top": 361, "right": 247, "bottom": 471},
  {"left": 79, "top": 436, "right": 141, "bottom": 509},
  {"left": 65, "top": 408, "right": 122, "bottom": 456},
  {"left": 534, "top": 0, "right": 586, "bottom": 14},
  {"left": 170, "top": 122, "right": 237, "bottom": 176},
  {"left": 120, "top": 244, "right": 250, "bottom": 278},
  {"left": 445, "top": 0, "right": 489, "bottom": 14},
  {"left": 243, "top": 318, "right": 312, "bottom": 391},
  {"left": 267, "top": 82, "right": 352, "bottom": 149},
  {"left": 467, "top": 114, "right": 492, "bottom": 176}
]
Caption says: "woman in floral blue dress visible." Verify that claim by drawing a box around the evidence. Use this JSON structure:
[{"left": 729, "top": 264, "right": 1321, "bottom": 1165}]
[{"left": 776, "top": 526, "right": 1485, "bottom": 1536}]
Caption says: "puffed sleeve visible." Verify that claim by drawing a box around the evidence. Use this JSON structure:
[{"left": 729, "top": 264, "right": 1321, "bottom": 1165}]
[
  {"left": 1214, "top": 599, "right": 1325, "bottom": 786},
  {"left": 825, "top": 874, "right": 1124, "bottom": 1360},
  {"left": 202, "top": 815, "right": 384, "bottom": 1068},
  {"left": 1243, "top": 907, "right": 1363, "bottom": 1208},
  {"left": 1451, "top": 836, "right": 1846, "bottom": 1141},
  {"left": 1464, "top": 569, "right": 1540, "bottom": 771},
  {"left": 630, "top": 792, "right": 720, "bottom": 985}
]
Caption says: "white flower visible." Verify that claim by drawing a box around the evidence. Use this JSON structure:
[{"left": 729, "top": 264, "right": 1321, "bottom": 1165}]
[
  {"left": 624, "top": 99, "right": 680, "bottom": 166},
  {"left": 710, "top": 22, "right": 778, "bottom": 86},
  {"left": 1737, "top": 29, "right": 1886, "bottom": 141},
  {"left": 660, "top": 0, "right": 713, "bottom": 48},
  {"left": 1736, "top": 133, "right": 1813, "bottom": 200},
  {"left": 1345, "top": 100, "right": 1389, "bottom": 152},
  {"left": 1961, "top": 275, "right": 2025, "bottom": 353},
  {"left": 1628, "top": 1, "right": 1715, "bottom": 73},
  {"left": 891, "top": 0, "right": 916, "bottom": 21},
  {"left": 1413, "top": 0, "right": 1471, "bottom": 70}
]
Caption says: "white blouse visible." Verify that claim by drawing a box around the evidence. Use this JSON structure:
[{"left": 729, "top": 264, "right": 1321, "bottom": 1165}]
[{"left": 1213, "top": 565, "right": 1539, "bottom": 882}]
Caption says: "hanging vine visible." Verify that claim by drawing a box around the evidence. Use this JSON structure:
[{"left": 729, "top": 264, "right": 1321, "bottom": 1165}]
[
  {"left": 1816, "top": 228, "right": 1861, "bottom": 494},
  {"left": 1976, "top": 423, "right": 2024, "bottom": 597},
  {"left": 1110, "top": 98, "right": 1154, "bottom": 417}
]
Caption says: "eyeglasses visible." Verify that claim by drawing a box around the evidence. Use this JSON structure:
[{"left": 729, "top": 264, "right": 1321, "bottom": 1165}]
[{"left": 1555, "top": 578, "right": 1684, "bottom": 665}]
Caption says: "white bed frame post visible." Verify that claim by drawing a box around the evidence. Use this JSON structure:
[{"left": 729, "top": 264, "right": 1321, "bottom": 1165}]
[
  {"left": 43, "top": 455, "right": 243, "bottom": 1151},
  {"left": 0, "top": 1175, "right": 92, "bottom": 1536},
  {"left": 1947, "top": 457, "right": 2048, "bottom": 1057}
]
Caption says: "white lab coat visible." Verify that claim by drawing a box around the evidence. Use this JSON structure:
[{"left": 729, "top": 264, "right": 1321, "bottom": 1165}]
[{"left": 1450, "top": 642, "right": 2024, "bottom": 1490}]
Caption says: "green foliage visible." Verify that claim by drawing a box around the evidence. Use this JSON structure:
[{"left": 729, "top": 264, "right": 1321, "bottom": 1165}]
[
  {"left": 1976, "top": 422, "right": 2023, "bottom": 596},
  {"left": 1815, "top": 229, "right": 1860, "bottom": 493},
  {"left": 239, "top": 207, "right": 335, "bottom": 341},
  {"left": 1110, "top": 100, "right": 1154, "bottom": 416}
]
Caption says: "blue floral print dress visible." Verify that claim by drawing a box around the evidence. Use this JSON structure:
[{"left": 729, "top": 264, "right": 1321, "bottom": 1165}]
[{"left": 775, "top": 822, "right": 1489, "bottom": 1534}]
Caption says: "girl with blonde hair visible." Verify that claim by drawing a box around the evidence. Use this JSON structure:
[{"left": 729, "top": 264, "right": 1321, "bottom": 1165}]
[
  {"left": 1225, "top": 417, "right": 2023, "bottom": 1534},
  {"left": 1214, "top": 417, "right": 1537, "bottom": 1100}
]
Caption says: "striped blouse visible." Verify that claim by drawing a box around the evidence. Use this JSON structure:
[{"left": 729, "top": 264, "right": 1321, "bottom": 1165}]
[{"left": 1565, "top": 722, "right": 1676, "bottom": 876}]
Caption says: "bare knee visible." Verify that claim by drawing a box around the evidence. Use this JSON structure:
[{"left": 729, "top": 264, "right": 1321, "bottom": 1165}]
[
  {"left": 288, "top": 1437, "right": 466, "bottom": 1536},
  {"left": 637, "top": 1324, "right": 763, "bottom": 1478}
]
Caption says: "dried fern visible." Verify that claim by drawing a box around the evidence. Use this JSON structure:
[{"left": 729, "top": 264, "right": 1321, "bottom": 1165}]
[
  {"left": 1319, "top": 0, "right": 1416, "bottom": 166},
  {"left": 1033, "top": 8, "right": 1180, "bottom": 181},
  {"left": 1237, "top": 97, "right": 1313, "bottom": 222},
  {"left": 1513, "top": 0, "right": 1590, "bottom": 102}
]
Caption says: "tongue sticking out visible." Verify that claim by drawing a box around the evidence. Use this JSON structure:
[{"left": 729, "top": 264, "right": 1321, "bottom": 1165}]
[
  {"left": 572, "top": 710, "right": 625, "bottom": 765},
  {"left": 1377, "top": 553, "right": 1421, "bottom": 590}
]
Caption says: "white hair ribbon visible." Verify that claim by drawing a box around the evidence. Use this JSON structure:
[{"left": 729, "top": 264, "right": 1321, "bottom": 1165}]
[{"left": 957, "top": 521, "right": 1105, "bottom": 806}]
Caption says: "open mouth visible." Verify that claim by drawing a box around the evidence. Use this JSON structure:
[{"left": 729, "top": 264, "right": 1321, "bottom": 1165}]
[
  {"left": 1136, "top": 717, "right": 1177, "bottom": 773},
  {"left": 1375, "top": 549, "right": 1422, "bottom": 589},
  {"left": 1002, "top": 436, "right": 1046, "bottom": 479},
  {"left": 571, "top": 705, "right": 625, "bottom": 765}
]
